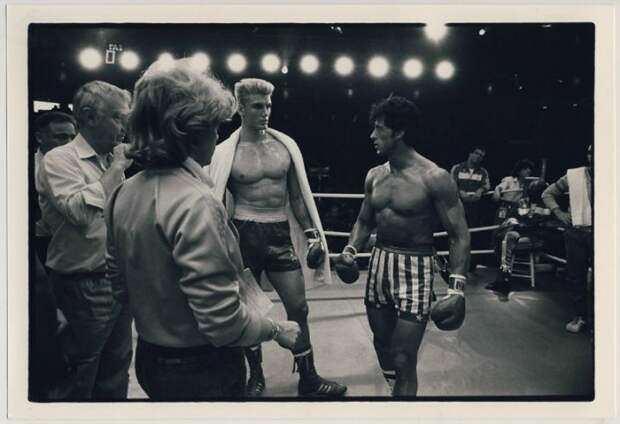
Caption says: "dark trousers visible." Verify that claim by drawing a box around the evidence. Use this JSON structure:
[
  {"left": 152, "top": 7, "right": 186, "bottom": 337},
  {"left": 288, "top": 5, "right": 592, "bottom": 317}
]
[
  {"left": 49, "top": 271, "right": 133, "bottom": 400},
  {"left": 135, "top": 338, "right": 246, "bottom": 400},
  {"left": 564, "top": 228, "right": 594, "bottom": 320}
]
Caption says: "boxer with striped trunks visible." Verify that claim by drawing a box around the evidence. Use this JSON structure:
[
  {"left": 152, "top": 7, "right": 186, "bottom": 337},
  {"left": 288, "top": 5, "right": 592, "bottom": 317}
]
[
  {"left": 365, "top": 242, "right": 435, "bottom": 324},
  {"left": 335, "top": 96, "right": 470, "bottom": 396}
]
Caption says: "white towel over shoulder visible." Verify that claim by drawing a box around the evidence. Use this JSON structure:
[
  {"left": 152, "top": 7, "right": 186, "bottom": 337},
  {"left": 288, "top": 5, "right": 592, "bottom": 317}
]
[
  {"left": 567, "top": 166, "right": 592, "bottom": 227},
  {"left": 205, "top": 127, "right": 332, "bottom": 288}
]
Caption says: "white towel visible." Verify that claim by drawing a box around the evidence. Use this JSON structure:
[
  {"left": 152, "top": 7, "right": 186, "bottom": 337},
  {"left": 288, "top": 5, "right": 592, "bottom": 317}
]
[
  {"left": 205, "top": 127, "right": 332, "bottom": 288},
  {"left": 567, "top": 166, "right": 592, "bottom": 227}
]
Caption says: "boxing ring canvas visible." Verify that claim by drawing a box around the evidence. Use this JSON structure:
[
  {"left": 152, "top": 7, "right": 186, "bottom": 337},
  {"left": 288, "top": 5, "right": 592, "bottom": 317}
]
[{"left": 5, "top": 3, "right": 616, "bottom": 422}]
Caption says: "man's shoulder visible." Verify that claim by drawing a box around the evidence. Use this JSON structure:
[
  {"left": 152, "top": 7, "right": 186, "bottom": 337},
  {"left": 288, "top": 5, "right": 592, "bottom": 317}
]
[{"left": 367, "top": 162, "right": 389, "bottom": 179}]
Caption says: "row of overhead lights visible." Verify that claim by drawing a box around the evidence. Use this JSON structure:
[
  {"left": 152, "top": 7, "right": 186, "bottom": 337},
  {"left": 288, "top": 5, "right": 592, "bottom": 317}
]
[{"left": 79, "top": 49, "right": 456, "bottom": 80}]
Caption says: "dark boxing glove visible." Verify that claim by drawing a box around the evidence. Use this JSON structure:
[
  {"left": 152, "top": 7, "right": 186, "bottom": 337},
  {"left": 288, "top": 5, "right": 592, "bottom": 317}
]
[
  {"left": 304, "top": 228, "right": 325, "bottom": 269},
  {"left": 335, "top": 245, "right": 360, "bottom": 284},
  {"left": 431, "top": 274, "right": 466, "bottom": 331}
]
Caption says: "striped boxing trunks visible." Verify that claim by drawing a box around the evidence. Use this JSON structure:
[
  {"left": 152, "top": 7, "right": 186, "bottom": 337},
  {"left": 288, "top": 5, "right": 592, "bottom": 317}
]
[{"left": 364, "top": 242, "right": 435, "bottom": 323}]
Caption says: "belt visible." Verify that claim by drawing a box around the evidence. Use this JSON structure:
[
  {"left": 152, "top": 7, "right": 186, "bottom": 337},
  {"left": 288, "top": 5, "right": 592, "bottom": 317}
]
[
  {"left": 375, "top": 240, "right": 435, "bottom": 255},
  {"left": 138, "top": 337, "right": 217, "bottom": 358},
  {"left": 49, "top": 270, "right": 107, "bottom": 281}
]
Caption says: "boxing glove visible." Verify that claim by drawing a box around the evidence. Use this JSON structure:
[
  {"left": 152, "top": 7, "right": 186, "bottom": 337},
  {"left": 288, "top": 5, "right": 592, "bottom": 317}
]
[
  {"left": 431, "top": 274, "right": 466, "bottom": 331},
  {"left": 335, "top": 245, "right": 360, "bottom": 284},
  {"left": 304, "top": 228, "right": 325, "bottom": 269}
]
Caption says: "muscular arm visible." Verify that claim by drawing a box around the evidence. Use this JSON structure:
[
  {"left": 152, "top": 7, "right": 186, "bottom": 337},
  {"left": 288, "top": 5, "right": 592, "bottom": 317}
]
[
  {"left": 347, "top": 169, "right": 377, "bottom": 251},
  {"left": 288, "top": 165, "right": 313, "bottom": 230},
  {"left": 428, "top": 169, "right": 470, "bottom": 275}
]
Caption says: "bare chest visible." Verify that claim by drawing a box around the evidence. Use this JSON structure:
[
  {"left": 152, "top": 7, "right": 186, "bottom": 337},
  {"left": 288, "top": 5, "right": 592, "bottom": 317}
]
[
  {"left": 370, "top": 171, "right": 432, "bottom": 215},
  {"left": 230, "top": 139, "right": 291, "bottom": 183}
]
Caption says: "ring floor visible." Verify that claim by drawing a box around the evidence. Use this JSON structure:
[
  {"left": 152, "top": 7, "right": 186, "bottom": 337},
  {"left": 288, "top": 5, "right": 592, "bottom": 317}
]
[{"left": 127, "top": 266, "right": 594, "bottom": 399}]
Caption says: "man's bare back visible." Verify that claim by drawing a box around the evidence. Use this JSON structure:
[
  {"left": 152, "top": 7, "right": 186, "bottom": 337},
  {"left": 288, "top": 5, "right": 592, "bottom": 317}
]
[
  {"left": 229, "top": 135, "right": 291, "bottom": 208},
  {"left": 368, "top": 156, "right": 444, "bottom": 246}
]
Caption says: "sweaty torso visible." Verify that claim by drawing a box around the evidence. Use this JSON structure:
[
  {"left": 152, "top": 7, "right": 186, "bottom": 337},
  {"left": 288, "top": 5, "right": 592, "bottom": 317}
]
[
  {"left": 369, "top": 162, "right": 438, "bottom": 246},
  {"left": 229, "top": 135, "right": 291, "bottom": 208}
]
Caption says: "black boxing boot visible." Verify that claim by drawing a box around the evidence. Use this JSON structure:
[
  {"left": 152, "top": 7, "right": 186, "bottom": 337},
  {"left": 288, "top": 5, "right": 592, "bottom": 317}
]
[
  {"left": 293, "top": 348, "right": 347, "bottom": 397},
  {"left": 245, "top": 345, "right": 265, "bottom": 397}
]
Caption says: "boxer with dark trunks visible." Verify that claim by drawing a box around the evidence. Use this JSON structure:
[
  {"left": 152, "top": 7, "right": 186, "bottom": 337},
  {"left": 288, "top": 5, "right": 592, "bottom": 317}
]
[
  {"left": 207, "top": 78, "right": 346, "bottom": 398},
  {"left": 336, "top": 96, "right": 470, "bottom": 396}
]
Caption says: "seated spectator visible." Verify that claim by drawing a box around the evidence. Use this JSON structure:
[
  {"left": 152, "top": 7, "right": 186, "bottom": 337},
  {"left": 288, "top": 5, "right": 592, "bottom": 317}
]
[{"left": 492, "top": 159, "right": 535, "bottom": 222}]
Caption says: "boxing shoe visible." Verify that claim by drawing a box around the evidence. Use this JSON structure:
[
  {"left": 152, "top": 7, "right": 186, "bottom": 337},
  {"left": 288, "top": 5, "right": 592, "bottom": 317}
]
[
  {"left": 335, "top": 245, "right": 360, "bottom": 284},
  {"left": 246, "top": 373, "right": 266, "bottom": 398},
  {"left": 485, "top": 270, "right": 511, "bottom": 293},
  {"left": 245, "top": 346, "right": 266, "bottom": 398},
  {"left": 305, "top": 228, "right": 325, "bottom": 269},
  {"left": 431, "top": 274, "right": 466, "bottom": 331},
  {"left": 294, "top": 350, "right": 347, "bottom": 398}
]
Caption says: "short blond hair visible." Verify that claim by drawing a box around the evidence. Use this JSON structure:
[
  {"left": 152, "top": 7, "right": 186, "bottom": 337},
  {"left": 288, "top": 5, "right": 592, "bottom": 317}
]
[
  {"left": 234, "top": 78, "right": 274, "bottom": 106},
  {"left": 128, "top": 58, "right": 236, "bottom": 167}
]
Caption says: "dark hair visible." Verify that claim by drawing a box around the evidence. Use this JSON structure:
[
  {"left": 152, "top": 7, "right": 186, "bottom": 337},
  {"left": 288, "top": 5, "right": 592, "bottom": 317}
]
[
  {"left": 369, "top": 95, "right": 422, "bottom": 147},
  {"left": 34, "top": 111, "right": 77, "bottom": 133},
  {"left": 512, "top": 159, "right": 535, "bottom": 177},
  {"left": 127, "top": 58, "right": 236, "bottom": 168},
  {"left": 471, "top": 146, "right": 486, "bottom": 155}
]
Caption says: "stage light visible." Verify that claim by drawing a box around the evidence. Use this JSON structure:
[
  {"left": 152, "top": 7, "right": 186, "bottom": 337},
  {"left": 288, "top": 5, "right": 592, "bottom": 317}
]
[
  {"left": 119, "top": 51, "right": 140, "bottom": 71},
  {"left": 368, "top": 56, "right": 389, "bottom": 78},
  {"left": 479, "top": 28, "right": 486, "bottom": 36},
  {"left": 156, "top": 52, "right": 175, "bottom": 71},
  {"left": 79, "top": 48, "right": 102, "bottom": 70},
  {"left": 261, "top": 53, "right": 281, "bottom": 73},
  {"left": 435, "top": 60, "right": 455, "bottom": 80},
  {"left": 403, "top": 58, "right": 423, "bottom": 79},
  {"left": 334, "top": 56, "right": 354, "bottom": 76},
  {"left": 189, "top": 52, "right": 210, "bottom": 72},
  {"left": 425, "top": 22, "right": 448, "bottom": 42},
  {"left": 281, "top": 65, "right": 289, "bottom": 74},
  {"left": 300, "top": 54, "right": 320, "bottom": 74},
  {"left": 228, "top": 53, "right": 247, "bottom": 73}
]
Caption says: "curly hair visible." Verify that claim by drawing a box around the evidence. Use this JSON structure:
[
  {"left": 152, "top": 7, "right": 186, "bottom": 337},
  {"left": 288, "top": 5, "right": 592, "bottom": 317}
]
[
  {"left": 369, "top": 95, "right": 422, "bottom": 147},
  {"left": 127, "top": 58, "right": 237, "bottom": 167},
  {"left": 511, "top": 159, "right": 535, "bottom": 177}
]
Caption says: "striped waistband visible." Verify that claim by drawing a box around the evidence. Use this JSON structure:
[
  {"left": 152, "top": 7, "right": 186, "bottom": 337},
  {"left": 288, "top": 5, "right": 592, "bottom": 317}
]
[{"left": 374, "top": 241, "right": 435, "bottom": 256}]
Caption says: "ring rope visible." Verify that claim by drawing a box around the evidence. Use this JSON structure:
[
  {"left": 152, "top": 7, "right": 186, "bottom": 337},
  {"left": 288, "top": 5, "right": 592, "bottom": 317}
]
[{"left": 314, "top": 192, "right": 567, "bottom": 264}]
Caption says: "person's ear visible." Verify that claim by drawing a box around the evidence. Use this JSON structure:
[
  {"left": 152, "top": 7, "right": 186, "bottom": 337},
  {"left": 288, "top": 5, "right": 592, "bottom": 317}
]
[
  {"left": 82, "top": 107, "right": 100, "bottom": 127},
  {"left": 394, "top": 129, "right": 405, "bottom": 141}
]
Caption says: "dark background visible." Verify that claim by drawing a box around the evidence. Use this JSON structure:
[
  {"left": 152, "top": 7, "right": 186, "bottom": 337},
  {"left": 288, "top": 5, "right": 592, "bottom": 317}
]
[{"left": 28, "top": 23, "right": 594, "bottom": 193}]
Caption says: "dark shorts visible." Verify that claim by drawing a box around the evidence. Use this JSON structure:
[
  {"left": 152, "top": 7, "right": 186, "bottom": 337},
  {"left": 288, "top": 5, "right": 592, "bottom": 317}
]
[
  {"left": 233, "top": 220, "right": 301, "bottom": 278},
  {"left": 364, "top": 244, "right": 435, "bottom": 323}
]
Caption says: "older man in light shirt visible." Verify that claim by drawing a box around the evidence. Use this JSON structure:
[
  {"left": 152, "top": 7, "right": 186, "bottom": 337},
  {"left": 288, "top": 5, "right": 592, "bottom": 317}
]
[{"left": 38, "top": 81, "right": 134, "bottom": 399}]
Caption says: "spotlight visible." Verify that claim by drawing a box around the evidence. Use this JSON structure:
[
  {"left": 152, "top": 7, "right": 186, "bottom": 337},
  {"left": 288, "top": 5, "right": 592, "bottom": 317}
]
[
  {"left": 79, "top": 48, "right": 102, "bottom": 70},
  {"left": 334, "top": 56, "right": 354, "bottom": 76},
  {"left": 479, "top": 28, "right": 486, "bottom": 36},
  {"left": 227, "top": 53, "right": 247, "bottom": 73},
  {"left": 156, "top": 52, "right": 175, "bottom": 71},
  {"left": 189, "top": 52, "right": 210, "bottom": 72},
  {"left": 261, "top": 53, "right": 281, "bottom": 73},
  {"left": 403, "top": 58, "right": 423, "bottom": 79},
  {"left": 425, "top": 22, "right": 448, "bottom": 42},
  {"left": 281, "top": 65, "right": 289, "bottom": 75},
  {"left": 368, "top": 56, "right": 389, "bottom": 78},
  {"left": 300, "top": 54, "right": 319, "bottom": 74},
  {"left": 435, "top": 60, "right": 455, "bottom": 80},
  {"left": 119, "top": 51, "right": 140, "bottom": 71}
]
